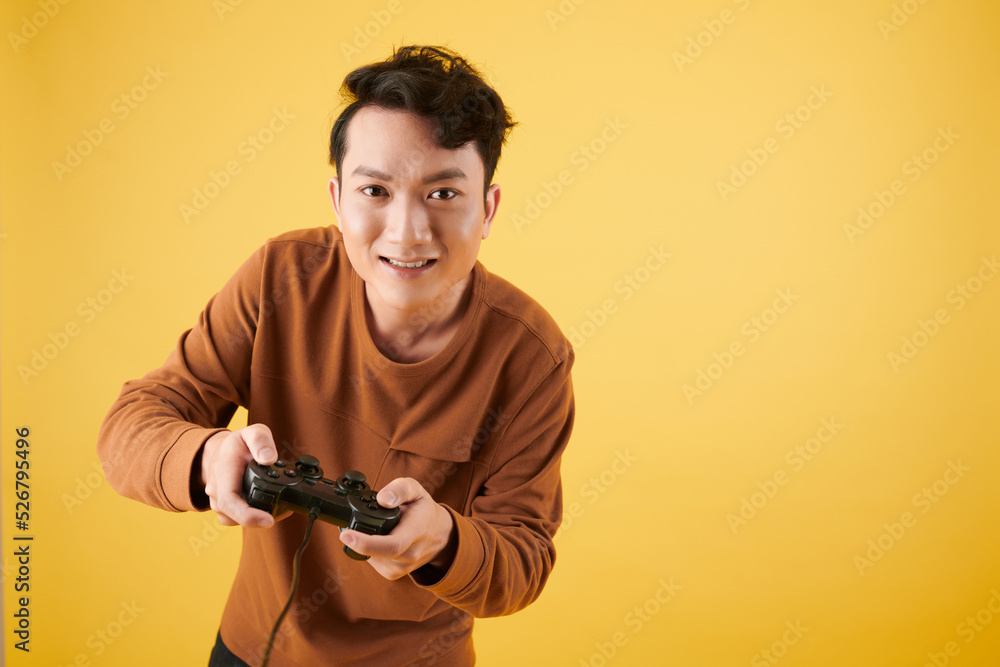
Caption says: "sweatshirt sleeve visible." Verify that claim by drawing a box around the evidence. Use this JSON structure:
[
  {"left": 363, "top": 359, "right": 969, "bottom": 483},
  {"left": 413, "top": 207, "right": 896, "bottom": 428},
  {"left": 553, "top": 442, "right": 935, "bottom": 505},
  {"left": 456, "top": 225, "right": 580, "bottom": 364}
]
[
  {"left": 414, "top": 347, "right": 575, "bottom": 617},
  {"left": 96, "top": 246, "right": 264, "bottom": 512}
]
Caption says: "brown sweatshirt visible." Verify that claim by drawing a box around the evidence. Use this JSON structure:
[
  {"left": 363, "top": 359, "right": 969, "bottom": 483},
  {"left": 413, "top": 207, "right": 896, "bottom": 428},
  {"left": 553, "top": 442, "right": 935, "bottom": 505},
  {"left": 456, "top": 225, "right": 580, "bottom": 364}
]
[{"left": 97, "top": 226, "right": 575, "bottom": 666}]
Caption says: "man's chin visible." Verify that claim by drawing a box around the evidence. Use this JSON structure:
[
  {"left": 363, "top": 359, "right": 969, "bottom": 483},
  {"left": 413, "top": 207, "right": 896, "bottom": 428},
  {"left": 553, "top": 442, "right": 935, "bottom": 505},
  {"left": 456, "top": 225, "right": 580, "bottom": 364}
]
[
  {"left": 365, "top": 283, "right": 430, "bottom": 313},
  {"left": 363, "top": 272, "right": 472, "bottom": 323}
]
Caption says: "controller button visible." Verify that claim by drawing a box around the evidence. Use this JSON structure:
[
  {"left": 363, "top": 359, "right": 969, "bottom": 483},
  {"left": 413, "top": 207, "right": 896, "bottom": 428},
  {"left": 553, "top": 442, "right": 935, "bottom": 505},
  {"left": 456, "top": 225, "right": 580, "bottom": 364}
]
[
  {"left": 298, "top": 454, "right": 320, "bottom": 468},
  {"left": 284, "top": 469, "right": 298, "bottom": 478},
  {"left": 267, "top": 470, "right": 280, "bottom": 479},
  {"left": 321, "top": 478, "right": 333, "bottom": 485},
  {"left": 274, "top": 460, "right": 286, "bottom": 468},
  {"left": 368, "top": 503, "right": 379, "bottom": 510}
]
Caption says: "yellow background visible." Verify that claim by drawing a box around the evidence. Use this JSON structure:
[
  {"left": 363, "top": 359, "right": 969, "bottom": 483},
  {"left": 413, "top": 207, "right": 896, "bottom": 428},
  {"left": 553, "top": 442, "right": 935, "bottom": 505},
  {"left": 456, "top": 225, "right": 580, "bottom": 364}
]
[{"left": 3, "top": 0, "right": 999, "bottom": 665}]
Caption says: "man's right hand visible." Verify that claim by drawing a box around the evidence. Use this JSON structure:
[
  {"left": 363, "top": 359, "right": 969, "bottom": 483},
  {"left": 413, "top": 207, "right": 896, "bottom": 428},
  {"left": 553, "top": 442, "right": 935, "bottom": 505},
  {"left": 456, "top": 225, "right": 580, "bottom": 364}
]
[{"left": 200, "top": 424, "right": 278, "bottom": 527}]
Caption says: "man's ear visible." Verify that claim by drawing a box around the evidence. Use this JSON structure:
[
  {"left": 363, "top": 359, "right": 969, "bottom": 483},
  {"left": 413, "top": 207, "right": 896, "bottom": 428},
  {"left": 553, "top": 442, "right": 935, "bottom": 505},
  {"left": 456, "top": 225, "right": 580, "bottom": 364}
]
[
  {"left": 328, "top": 178, "right": 341, "bottom": 223},
  {"left": 482, "top": 183, "right": 501, "bottom": 240}
]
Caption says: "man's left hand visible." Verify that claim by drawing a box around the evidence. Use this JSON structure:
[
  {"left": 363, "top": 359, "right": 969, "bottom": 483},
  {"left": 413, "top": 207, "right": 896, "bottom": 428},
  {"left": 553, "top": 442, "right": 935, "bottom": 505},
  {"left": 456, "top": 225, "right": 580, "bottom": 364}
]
[{"left": 339, "top": 477, "right": 458, "bottom": 581}]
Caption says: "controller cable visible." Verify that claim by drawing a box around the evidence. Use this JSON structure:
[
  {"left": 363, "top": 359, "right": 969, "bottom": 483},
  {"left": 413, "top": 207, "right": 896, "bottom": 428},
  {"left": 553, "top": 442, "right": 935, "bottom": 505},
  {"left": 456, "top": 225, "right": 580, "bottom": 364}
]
[{"left": 259, "top": 506, "right": 321, "bottom": 667}]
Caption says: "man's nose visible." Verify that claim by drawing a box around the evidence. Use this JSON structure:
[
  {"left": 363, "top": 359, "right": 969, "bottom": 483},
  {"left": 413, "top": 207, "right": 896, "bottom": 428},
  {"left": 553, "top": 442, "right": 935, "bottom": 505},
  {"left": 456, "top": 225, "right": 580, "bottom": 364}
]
[{"left": 384, "top": 197, "right": 432, "bottom": 245}]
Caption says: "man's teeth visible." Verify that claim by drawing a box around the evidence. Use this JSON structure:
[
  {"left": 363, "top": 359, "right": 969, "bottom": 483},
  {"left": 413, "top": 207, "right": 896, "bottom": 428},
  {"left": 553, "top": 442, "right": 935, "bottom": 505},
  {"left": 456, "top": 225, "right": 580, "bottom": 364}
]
[{"left": 386, "top": 258, "right": 430, "bottom": 269}]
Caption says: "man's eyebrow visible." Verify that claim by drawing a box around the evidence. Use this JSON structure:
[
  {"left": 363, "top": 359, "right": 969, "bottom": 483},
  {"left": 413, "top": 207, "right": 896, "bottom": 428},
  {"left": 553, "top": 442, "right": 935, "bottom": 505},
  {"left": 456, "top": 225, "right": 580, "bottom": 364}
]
[
  {"left": 351, "top": 165, "right": 394, "bottom": 181},
  {"left": 422, "top": 168, "right": 467, "bottom": 184},
  {"left": 349, "top": 166, "right": 468, "bottom": 184}
]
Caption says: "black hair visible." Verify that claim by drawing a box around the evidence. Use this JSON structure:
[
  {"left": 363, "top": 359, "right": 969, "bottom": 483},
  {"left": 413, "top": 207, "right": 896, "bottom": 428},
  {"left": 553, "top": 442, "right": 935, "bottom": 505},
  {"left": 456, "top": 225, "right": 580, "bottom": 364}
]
[{"left": 329, "top": 45, "right": 516, "bottom": 193}]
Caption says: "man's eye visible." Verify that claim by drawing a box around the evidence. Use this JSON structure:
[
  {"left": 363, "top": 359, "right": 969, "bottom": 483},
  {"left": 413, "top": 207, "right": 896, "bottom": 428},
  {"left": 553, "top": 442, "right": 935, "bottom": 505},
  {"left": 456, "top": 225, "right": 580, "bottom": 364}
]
[
  {"left": 361, "top": 186, "right": 387, "bottom": 197},
  {"left": 430, "top": 189, "right": 457, "bottom": 200}
]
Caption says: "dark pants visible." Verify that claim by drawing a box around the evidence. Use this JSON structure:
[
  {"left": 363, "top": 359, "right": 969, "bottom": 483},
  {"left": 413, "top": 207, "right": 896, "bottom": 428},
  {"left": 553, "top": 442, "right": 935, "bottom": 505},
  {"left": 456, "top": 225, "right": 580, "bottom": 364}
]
[{"left": 208, "top": 631, "right": 251, "bottom": 667}]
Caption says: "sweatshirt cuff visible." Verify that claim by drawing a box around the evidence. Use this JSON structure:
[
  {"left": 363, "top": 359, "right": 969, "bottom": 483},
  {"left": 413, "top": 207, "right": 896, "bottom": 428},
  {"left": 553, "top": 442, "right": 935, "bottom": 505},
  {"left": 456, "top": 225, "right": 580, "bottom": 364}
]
[
  {"left": 161, "top": 426, "right": 227, "bottom": 512},
  {"left": 411, "top": 506, "right": 486, "bottom": 600}
]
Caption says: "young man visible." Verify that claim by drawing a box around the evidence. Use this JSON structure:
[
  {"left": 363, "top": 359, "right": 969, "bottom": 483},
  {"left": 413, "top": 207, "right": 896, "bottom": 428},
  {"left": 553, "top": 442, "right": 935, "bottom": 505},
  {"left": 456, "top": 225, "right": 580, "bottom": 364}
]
[{"left": 98, "top": 46, "right": 575, "bottom": 666}]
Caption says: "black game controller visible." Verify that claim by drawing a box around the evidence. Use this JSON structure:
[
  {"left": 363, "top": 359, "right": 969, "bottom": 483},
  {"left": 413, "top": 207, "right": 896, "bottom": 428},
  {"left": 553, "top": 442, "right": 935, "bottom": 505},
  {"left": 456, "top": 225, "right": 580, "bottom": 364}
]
[{"left": 242, "top": 456, "right": 400, "bottom": 560}]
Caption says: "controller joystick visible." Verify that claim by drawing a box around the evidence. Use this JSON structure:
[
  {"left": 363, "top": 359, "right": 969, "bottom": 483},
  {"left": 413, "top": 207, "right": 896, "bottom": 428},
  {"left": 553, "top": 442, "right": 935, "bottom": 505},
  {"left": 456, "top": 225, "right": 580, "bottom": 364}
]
[
  {"left": 242, "top": 457, "right": 400, "bottom": 560},
  {"left": 339, "top": 470, "right": 367, "bottom": 492},
  {"left": 295, "top": 455, "right": 322, "bottom": 479}
]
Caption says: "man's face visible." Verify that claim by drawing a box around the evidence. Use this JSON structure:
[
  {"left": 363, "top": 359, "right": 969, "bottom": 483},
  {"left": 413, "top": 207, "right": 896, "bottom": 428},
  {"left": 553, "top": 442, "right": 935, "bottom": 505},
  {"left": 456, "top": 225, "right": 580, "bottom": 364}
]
[{"left": 330, "top": 106, "right": 500, "bottom": 319}]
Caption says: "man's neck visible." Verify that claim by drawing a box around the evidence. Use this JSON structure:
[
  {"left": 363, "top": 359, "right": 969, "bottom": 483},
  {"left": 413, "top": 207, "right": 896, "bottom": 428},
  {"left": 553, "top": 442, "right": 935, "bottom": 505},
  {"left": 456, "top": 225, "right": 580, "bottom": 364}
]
[{"left": 363, "top": 274, "right": 474, "bottom": 363}]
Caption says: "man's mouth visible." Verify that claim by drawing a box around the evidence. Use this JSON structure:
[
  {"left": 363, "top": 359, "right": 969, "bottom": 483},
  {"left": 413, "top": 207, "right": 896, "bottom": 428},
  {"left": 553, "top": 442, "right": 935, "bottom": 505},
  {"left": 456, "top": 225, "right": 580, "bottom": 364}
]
[{"left": 381, "top": 257, "right": 436, "bottom": 269}]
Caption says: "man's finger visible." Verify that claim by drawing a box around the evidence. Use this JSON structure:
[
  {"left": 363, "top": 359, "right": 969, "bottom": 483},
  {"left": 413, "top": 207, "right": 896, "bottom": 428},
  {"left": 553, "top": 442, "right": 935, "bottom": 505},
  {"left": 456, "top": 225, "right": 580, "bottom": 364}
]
[
  {"left": 215, "top": 512, "right": 238, "bottom": 527},
  {"left": 376, "top": 477, "right": 426, "bottom": 508},
  {"left": 211, "top": 437, "right": 272, "bottom": 526},
  {"left": 341, "top": 530, "right": 404, "bottom": 559},
  {"left": 209, "top": 496, "right": 237, "bottom": 526},
  {"left": 239, "top": 424, "right": 277, "bottom": 464},
  {"left": 216, "top": 491, "right": 274, "bottom": 527}
]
